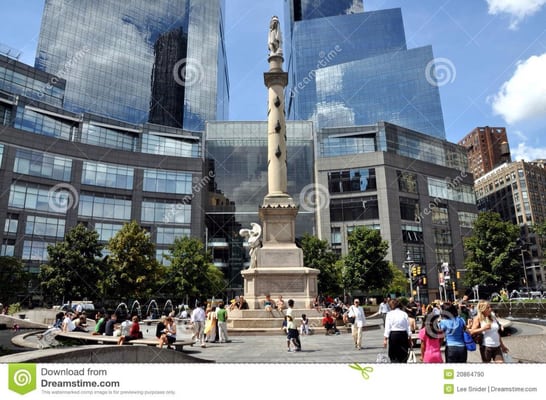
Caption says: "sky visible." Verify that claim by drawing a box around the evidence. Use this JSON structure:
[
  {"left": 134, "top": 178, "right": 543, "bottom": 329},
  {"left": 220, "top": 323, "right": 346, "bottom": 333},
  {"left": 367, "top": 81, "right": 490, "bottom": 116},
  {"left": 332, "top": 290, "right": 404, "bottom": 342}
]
[{"left": 0, "top": 0, "right": 545, "bottom": 162}]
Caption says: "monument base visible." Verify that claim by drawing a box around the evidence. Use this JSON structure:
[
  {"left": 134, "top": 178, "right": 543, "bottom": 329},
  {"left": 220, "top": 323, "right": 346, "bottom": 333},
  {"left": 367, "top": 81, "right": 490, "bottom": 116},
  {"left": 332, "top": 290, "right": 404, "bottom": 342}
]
[{"left": 241, "top": 266, "right": 319, "bottom": 310}]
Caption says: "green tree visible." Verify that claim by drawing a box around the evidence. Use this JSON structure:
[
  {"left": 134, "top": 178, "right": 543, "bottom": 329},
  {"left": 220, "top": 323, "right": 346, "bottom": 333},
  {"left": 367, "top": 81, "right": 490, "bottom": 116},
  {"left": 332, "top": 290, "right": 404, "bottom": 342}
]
[
  {"left": 0, "top": 257, "right": 29, "bottom": 304},
  {"left": 300, "top": 233, "right": 341, "bottom": 295},
  {"left": 384, "top": 262, "right": 407, "bottom": 296},
  {"left": 106, "top": 221, "right": 163, "bottom": 301},
  {"left": 342, "top": 226, "right": 392, "bottom": 294},
  {"left": 39, "top": 223, "right": 104, "bottom": 303},
  {"left": 166, "top": 236, "right": 226, "bottom": 301},
  {"left": 463, "top": 211, "right": 520, "bottom": 289}
]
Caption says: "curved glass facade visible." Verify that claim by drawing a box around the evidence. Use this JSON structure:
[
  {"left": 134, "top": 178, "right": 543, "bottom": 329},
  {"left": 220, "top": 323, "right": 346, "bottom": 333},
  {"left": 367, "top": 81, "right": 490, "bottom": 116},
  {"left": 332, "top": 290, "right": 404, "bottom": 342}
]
[
  {"left": 36, "top": 0, "right": 228, "bottom": 131},
  {"left": 285, "top": 5, "right": 446, "bottom": 139}
]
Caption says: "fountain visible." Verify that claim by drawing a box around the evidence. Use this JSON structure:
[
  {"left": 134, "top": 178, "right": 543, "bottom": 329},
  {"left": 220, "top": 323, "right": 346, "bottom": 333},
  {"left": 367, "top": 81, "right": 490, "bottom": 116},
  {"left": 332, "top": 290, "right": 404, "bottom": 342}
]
[
  {"left": 163, "top": 299, "right": 173, "bottom": 316},
  {"left": 114, "top": 302, "right": 128, "bottom": 318},
  {"left": 129, "top": 300, "right": 142, "bottom": 320},
  {"left": 145, "top": 300, "right": 159, "bottom": 320}
]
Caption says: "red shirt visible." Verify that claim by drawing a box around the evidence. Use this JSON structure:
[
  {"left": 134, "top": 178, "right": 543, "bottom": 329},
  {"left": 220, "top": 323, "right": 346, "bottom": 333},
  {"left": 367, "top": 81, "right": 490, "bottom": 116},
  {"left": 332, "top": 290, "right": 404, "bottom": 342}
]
[{"left": 322, "top": 315, "right": 334, "bottom": 325}]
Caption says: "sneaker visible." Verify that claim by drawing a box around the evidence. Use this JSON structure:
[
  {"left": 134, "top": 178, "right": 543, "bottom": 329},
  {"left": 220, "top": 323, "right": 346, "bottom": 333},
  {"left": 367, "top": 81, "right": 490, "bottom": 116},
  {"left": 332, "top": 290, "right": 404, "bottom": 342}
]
[{"left": 287, "top": 349, "right": 292, "bottom": 352}]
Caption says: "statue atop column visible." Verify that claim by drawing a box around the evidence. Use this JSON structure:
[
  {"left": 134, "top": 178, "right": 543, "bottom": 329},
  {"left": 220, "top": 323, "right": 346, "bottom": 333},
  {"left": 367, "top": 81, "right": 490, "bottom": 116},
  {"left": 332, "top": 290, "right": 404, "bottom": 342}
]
[{"left": 268, "top": 15, "right": 282, "bottom": 57}]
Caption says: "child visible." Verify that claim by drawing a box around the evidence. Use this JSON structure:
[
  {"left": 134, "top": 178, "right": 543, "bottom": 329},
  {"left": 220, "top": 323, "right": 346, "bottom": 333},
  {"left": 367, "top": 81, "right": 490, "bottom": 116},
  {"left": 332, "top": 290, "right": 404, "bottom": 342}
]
[
  {"left": 300, "top": 313, "right": 310, "bottom": 335},
  {"left": 285, "top": 315, "right": 302, "bottom": 352}
]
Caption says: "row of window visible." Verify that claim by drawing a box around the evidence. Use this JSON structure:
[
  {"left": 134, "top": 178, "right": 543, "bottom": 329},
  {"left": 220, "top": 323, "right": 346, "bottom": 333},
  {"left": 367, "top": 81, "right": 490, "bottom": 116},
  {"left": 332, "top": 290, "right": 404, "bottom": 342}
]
[
  {"left": 10, "top": 147, "right": 193, "bottom": 194},
  {"left": 8, "top": 183, "right": 192, "bottom": 224},
  {"left": 12, "top": 106, "right": 201, "bottom": 157}
]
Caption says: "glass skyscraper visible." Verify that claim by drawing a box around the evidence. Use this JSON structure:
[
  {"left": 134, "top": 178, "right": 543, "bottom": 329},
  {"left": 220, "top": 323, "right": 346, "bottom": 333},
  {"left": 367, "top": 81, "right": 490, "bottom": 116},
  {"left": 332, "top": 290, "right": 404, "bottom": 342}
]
[
  {"left": 35, "top": 0, "right": 229, "bottom": 131},
  {"left": 284, "top": 1, "right": 446, "bottom": 139}
]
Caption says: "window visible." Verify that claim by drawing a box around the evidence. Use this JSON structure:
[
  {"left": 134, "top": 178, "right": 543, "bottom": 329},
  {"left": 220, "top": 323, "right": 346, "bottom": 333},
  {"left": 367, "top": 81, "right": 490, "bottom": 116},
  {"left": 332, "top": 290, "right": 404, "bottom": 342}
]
[
  {"left": 328, "top": 168, "right": 376, "bottom": 193},
  {"left": 82, "top": 161, "right": 133, "bottom": 190},
  {"left": 78, "top": 193, "right": 131, "bottom": 220},
  {"left": 14, "top": 149, "right": 72, "bottom": 181},
  {"left": 400, "top": 197, "right": 419, "bottom": 221},
  {"left": 142, "top": 200, "right": 191, "bottom": 224},
  {"left": 25, "top": 215, "right": 65, "bottom": 238},
  {"left": 397, "top": 171, "right": 417, "bottom": 193},
  {"left": 143, "top": 169, "right": 192, "bottom": 194},
  {"left": 156, "top": 226, "right": 190, "bottom": 244},
  {"left": 330, "top": 196, "right": 379, "bottom": 222}
]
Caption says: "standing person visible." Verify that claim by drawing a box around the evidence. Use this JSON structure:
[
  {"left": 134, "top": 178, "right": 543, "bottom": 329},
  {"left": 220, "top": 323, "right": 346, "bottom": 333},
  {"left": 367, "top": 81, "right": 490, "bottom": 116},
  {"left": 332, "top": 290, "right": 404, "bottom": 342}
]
[
  {"left": 438, "top": 302, "right": 467, "bottom": 363},
  {"left": 299, "top": 314, "right": 310, "bottom": 335},
  {"left": 216, "top": 302, "right": 230, "bottom": 343},
  {"left": 117, "top": 315, "right": 141, "bottom": 345},
  {"left": 383, "top": 299, "right": 412, "bottom": 363},
  {"left": 204, "top": 306, "right": 218, "bottom": 343},
  {"left": 348, "top": 298, "right": 366, "bottom": 350},
  {"left": 419, "top": 312, "right": 444, "bottom": 363},
  {"left": 469, "top": 300, "right": 509, "bottom": 363},
  {"left": 191, "top": 302, "right": 206, "bottom": 348},
  {"left": 405, "top": 297, "right": 419, "bottom": 333},
  {"left": 285, "top": 299, "right": 301, "bottom": 351},
  {"left": 379, "top": 298, "right": 390, "bottom": 326}
]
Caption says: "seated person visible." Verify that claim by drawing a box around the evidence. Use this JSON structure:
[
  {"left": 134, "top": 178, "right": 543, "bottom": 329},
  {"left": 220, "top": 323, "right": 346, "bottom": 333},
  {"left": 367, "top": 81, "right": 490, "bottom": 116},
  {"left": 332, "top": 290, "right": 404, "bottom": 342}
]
[
  {"left": 104, "top": 313, "right": 118, "bottom": 336},
  {"left": 322, "top": 311, "right": 336, "bottom": 335},
  {"left": 155, "top": 316, "right": 167, "bottom": 339},
  {"left": 72, "top": 312, "right": 88, "bottom": 332},
  {"left": 263, "top": 294, "right": 275, "bottom": 312},
  {"left": 92, "top": 311, "right": 108, "bottom": 335},
  {"left": 157, "top": 316, "right": 177, "bottom": 349},
  {"left": 238, "top": 295, "right": 249, "bottom": 310},
  {"left": 62, "top": 312, "right": 76, "bottom": 332},
  {"left": 276, "top": 295, "right": 286, "bottom": 312},
  {"left": 117, "top": 316, "right": 141, "bottom": 345}
]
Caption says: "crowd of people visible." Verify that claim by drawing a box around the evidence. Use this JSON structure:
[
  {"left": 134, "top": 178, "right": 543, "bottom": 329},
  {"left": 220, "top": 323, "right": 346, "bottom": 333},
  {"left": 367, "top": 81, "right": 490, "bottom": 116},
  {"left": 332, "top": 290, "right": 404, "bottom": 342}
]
[{"left": 27, "top": 294, "right": 512, "bottom": 363}]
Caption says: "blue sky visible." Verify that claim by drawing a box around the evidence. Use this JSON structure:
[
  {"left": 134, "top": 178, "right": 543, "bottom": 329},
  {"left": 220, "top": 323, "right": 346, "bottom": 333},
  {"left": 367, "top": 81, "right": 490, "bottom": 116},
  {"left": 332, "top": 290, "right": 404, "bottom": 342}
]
[{"left": 1, "top": 0, "right": 545, "bottom": 161}]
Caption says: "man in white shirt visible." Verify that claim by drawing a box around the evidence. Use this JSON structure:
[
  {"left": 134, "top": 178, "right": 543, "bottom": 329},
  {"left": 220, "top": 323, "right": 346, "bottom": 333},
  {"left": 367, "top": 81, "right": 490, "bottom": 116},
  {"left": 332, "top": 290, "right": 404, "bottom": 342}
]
[
  {"left": 378, "top": 298, "right": 390, "bottom": 326},
  {"left": 348, "top": 299, "right": 366, "bottom": 350},
  {"left": 191, "top": 302, "right": 206, "bottom": 348},
  {"left": 62, "top": 312, "right": 76, "bottom": 332}
]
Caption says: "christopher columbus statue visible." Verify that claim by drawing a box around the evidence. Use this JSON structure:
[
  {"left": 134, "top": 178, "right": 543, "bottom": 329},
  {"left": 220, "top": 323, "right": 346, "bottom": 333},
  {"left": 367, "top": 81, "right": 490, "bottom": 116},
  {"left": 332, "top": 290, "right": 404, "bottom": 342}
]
[{"left": 268, "top": 15, "right": 283, "bottom": 57}]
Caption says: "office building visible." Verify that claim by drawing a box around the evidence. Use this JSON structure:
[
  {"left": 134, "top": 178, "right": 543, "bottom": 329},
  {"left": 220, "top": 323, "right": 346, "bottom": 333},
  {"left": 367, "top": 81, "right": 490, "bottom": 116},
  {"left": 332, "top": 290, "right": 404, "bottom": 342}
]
[
  {"left": 0, "top": 54, "right": 205, "bottom": 278},
  {"left": 35, "top": 0, "right": 229, "bottom": 131},
  {"left": 458, "top": 126, "right": 511, "bottom": 179},
  {"left": 284, "top": 1, "right": 446, "bottom": 138},
  {"left": 316, "top": 122, "right": 477, "bottom": 302},
  {"left": 474, "top": 160, "right": 546, "bottom": 289},
  {"left": 204, "top": 121, "right": 315, "bottom": 296}
]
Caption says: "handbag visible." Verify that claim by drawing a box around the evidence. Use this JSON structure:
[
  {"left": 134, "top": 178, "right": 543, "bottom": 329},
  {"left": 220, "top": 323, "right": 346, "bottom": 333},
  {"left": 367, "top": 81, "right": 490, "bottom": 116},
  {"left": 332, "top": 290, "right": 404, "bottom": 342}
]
[
  {"left": 472, "top": 332, "right": 483, "bottom": 345},
  {"left": 463, "top": 331, "right": 476, "bottom": 351},
  {"left": 407, "top": 349, "right": 417, "bottom": 363}
]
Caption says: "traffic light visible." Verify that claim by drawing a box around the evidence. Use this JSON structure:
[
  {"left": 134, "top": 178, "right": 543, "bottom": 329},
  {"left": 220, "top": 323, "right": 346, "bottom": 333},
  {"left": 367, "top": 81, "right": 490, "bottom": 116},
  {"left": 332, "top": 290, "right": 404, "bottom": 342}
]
[
  {"left": 422, "top": 277, "right": 427, "bottom": 285},
  {"left": 452, "top": 281, "right": 456, "bottom": 290},
  {"left": 416, "top": 266, "right": 421, "bottom": 275},
  {"left": 456, "top": 271, "right": 461, "bottom": 279},
  {"left": 411, "top": 266, "right": 417, "bottom": 277}
]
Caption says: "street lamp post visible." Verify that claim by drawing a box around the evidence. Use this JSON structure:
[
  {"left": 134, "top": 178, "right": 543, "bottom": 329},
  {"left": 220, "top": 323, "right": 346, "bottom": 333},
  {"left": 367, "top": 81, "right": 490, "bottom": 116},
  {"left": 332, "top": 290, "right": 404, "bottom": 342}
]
[
  {"left": 404, "top": 251, "right": 414, "bottom": 298},
  {"left": 520, "top": 246, "right": 530, "bottom": 293}
]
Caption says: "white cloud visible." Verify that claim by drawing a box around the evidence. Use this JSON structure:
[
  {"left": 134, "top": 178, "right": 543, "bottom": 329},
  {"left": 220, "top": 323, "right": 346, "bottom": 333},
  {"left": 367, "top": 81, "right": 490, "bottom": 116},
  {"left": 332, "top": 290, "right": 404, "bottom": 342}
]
[
  {"left": 486, "top": 0, "right": 546, "bottom": 29},
  {"left": 491, "top": 53, "right": 546, "bottom": 124},
  {"left": 512, "top": 141, "right": 546, "bottom": 161}
]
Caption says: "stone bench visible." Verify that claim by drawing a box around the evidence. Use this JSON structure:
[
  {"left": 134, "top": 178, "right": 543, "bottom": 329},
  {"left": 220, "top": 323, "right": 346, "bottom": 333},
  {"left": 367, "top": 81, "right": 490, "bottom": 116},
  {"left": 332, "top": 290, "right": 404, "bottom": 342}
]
[{"left": 129, "top": 338, "right": 194, "bottom": 351}]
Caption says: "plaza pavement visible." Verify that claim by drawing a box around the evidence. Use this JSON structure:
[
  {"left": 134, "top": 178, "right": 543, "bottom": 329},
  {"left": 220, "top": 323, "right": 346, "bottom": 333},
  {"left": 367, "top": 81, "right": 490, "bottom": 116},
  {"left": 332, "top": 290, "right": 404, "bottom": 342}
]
[
  {"left": 179, "top": 319, "right": 546, "bottom": 364},
  {"left": 1, "top": 319, "right": 545, "bottom": 363}
]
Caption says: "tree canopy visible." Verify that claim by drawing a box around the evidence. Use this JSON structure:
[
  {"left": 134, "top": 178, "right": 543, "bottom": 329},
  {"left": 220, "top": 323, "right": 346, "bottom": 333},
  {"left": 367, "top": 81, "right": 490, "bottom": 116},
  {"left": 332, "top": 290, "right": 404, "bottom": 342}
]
[
  {"left": 300, "top": 233, "right": 341, "bottom": 295},
  {"left": 463, "top": 211, "right": 520, "bottom": 289},
  {"left": 105, "top": 220, "right": 163, "bottom": 301},
  {"left": 39, "top": 223, "right": 104, "bottom": 303},
  {"left": 342, "top": 226, "right": 392, "bottom": 293},
  {"left": 0, "top": 256, "right": 29, "bottom": 304},
  {"left": 166, "top": 236, "right": 226, "bottom": 302}
]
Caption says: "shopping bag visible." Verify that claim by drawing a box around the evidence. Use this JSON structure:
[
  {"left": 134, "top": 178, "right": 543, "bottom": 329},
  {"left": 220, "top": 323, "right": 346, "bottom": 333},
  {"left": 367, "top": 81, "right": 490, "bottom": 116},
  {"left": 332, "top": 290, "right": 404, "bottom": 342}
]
[
  {"left": 407, "top": 350, "right": 417, "bottom": 363},
  {"left": 376, "top": 352, "right": 390, "bottom": 363},
  {"left": 502, "top": 352, "right": 514, "bottom": 363}
]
